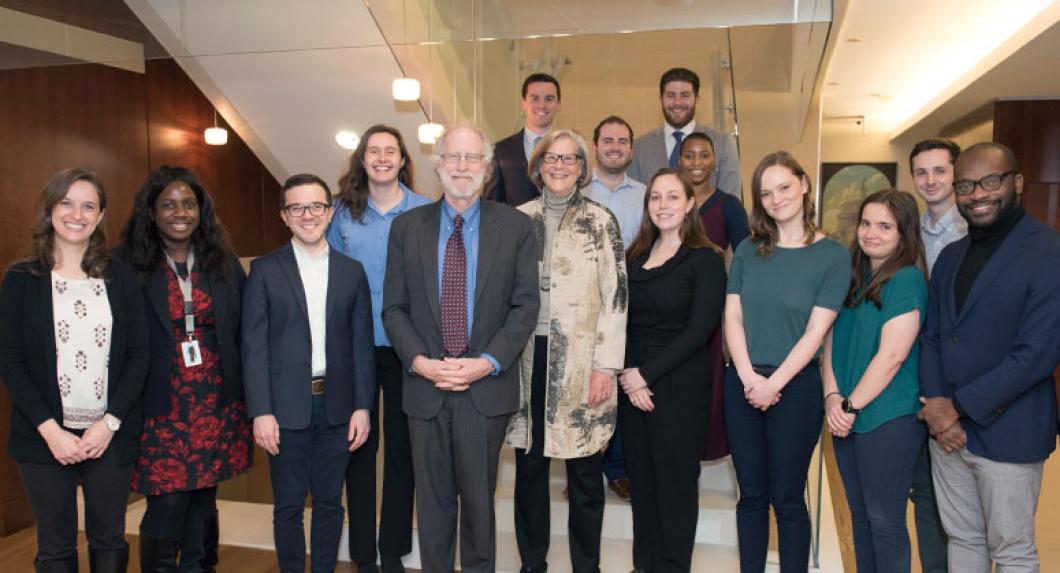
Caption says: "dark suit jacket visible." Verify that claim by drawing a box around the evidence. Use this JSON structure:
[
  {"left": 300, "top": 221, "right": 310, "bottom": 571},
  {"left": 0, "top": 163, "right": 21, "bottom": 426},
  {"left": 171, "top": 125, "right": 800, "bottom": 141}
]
[
  {"left": 486, "top": 130, "right": 539, "bottom": 207},
  {"left": 920, "top": 214, "right": 1060, "bottom": 463},
  {"left": 0, "top": 260, "right": 148, "bottom": 465},
  {"left": 382, "top": 199, "right": 539, "bottom": 419},
  {"left": 242, "top": 242, "right": 376, "bottom": 429},
  {"left": 113, "top": 249, "right": 247, "bottom": 418}
]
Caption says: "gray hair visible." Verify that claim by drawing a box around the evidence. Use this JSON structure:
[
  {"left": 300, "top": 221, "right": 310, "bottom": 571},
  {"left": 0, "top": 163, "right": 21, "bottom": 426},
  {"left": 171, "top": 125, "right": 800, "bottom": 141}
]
[
  {"left": 432, "top": 121, "right": 495, "bottom": 175},
  {"left": 528, "top": 129, "right": 592, "bottom": 192}
]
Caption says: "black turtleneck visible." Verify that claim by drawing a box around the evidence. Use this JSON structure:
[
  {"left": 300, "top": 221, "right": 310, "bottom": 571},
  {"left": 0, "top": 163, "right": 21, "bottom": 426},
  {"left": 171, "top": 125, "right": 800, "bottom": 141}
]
[{"left": 954, "top": 204, "right": 1026, "bottom": 313}]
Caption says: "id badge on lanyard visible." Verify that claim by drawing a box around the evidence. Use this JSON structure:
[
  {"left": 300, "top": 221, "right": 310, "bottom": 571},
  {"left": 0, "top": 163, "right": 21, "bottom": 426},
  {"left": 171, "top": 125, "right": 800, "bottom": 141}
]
[{"left": 166, "top": 251, "right": 202, "bottom": 367}]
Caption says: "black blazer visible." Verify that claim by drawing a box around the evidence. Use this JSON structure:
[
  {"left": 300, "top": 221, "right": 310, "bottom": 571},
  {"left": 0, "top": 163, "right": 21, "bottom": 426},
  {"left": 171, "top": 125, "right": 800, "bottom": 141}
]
[
  {"left": 0, "top": 260, "right": 148, "bottom": 465},
  {"left": 486, "top": 130, "right": 539, "bottom": 207},
  {"left": 113, "top": 249, "right": 247, "bottom": 418},
  {"left": 382, "top": 199, "right": 539, "bottom": 419},
  {"left": 242, "top": 243, "right": 376, "bottom": 429}
]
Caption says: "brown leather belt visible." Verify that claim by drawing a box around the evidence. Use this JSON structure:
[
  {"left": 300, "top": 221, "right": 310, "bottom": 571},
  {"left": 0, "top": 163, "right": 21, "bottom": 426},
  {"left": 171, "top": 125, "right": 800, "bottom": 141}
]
[{"left": 311, "top": 377, "right": 325, "bottom": 396}]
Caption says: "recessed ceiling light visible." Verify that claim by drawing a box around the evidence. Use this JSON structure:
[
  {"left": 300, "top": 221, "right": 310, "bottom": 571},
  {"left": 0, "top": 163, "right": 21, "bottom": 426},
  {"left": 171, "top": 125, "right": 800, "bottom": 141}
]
[
  {"left": 526, "top": 34, "right": 542, "bottom": 39},
  {"left": 619, "top": 30, "right": 635, "bottom": 34},
  {"left": 335, "top": 130, "right": 360, "bottom": 150}
]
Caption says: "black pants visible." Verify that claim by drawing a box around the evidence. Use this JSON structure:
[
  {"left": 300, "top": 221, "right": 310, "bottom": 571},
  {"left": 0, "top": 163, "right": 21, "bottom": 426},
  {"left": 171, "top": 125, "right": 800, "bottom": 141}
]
[
  {"left": 346, "top": 346, "right": 415, "bottom": 564},
  {"left": 18, "top": 446, "right": 131, "bottom": 563},
  {"left": 514, "top": 336, "right": 604, "bottom": 573},
  {"left": 140, "top": 486, "right": 218, "bottom": 571},
  {"left": 724, "top": 364, "right": 823, "bottom": 573},
  {"left": 619, "top": 379, "right": 702, "bottom": 572}
]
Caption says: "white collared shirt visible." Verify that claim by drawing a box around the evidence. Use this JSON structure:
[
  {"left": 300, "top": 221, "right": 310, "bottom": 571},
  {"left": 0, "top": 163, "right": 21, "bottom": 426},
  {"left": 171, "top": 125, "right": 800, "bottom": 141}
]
[
  {"left": 663, "top": 120, "right": 696, "bottom": 160},
  {"left": 921, "top": 204, "right": 968, "bottom": 276},
  {"left": 292, "top": 241, "right": 329, "bottom": 377},
  {"left": 523, "top": 126, "right": 550, "bottom": 160}
]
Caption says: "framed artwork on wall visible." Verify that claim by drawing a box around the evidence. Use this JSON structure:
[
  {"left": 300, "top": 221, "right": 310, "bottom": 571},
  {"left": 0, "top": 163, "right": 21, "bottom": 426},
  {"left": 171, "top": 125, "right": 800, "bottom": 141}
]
[{"left": 819, "top": 162, "right": 897, "bottom": 246}]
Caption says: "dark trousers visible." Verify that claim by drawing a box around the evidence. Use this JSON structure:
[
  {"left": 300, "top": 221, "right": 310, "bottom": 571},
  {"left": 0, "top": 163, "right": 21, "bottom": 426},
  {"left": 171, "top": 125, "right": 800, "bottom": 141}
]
[
  {"left": 601, "top": 425, "right": 626, "bottom": 482},
  {"left": 140, "top": 486, "right": 218, "bottom": 571},
  {"left": 909, "top": 439, "right": 948, "bottom": 573},
  {"left": 619, "top": 382, "right": 701, "bottom": 572},
  {"left": 724, "top": 364, "right": 823, "bottom": 573},
  {"left": 268, "top": 394, "right": 351, "bottom": 573},
  {"left": 514, "top": 336, "right": 605, "bottom": 573},
  {"left": 346, "top": 347, "right": 415, "bottom": 564},
  {"left": 833, "top": 414, "right": 925, "bottom": 573},
  {"left": 17, "top": 446, "right": 131, "bottom": 563},
  {"left": 408, "top": 390, "right": 508, "bottom": 573}
]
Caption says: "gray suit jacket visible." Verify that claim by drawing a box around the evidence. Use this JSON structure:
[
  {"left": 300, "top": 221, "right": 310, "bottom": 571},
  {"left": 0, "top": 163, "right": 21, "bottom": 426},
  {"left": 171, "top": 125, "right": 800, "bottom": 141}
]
[
  {"left": 242, "top": 243, "right": 376, "bottom": 429},
  {"left": 383, "top": 199, "right": 540, "bottom": 420},
  {"left": 629, "top": 123, "right": 742, "bottom": 197}
]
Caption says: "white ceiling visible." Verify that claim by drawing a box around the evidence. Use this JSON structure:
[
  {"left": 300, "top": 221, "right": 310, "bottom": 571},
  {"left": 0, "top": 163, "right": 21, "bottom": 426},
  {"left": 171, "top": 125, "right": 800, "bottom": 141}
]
[{"left": 823, "top": 0, "right": 1060, "bottom": 137}]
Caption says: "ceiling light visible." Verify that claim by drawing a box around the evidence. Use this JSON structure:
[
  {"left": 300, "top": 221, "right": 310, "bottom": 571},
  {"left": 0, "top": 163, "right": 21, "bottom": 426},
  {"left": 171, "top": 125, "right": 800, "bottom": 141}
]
[
  {"left": 392, "top": 77, "right": 421, "bottom": 101},
  {"left": 335, "top": 130, "right": 360, "bottom": 150},
  {"left": 204, "top": 110, "right": 227, "bottom": 145},
  {"left": 418, "top": 122, "right": 445, "bottom": 145},
  {"left": 619, "top": 30, "right": 635, "bottom": 34}
]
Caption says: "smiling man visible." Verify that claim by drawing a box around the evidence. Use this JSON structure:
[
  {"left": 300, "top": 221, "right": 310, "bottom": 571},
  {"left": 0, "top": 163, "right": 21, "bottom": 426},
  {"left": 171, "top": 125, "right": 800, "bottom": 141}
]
[
  {"left": 918, "top": 142, "right": 1060, "bottom": 572},
  {"left": 486, "top": 73, "right": 562, "bottom": 206},
  {"left": 629, "top": 67, "right": 742, "bottom": 197},
  {"left": 242, "top": 173, "right": 376, "bottom": 573}
]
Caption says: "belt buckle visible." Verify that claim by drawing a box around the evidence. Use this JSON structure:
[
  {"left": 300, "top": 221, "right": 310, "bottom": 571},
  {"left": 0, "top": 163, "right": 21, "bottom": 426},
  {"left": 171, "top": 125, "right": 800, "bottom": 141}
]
[{"left": 311, "top": 378, "right": 325, "bottom": 395}]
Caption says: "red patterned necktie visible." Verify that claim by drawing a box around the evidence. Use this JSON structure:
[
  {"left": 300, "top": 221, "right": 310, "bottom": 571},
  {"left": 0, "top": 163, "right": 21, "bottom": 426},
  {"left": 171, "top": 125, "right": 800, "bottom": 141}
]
[{"left": 441, "top": 214, "right": 467, "bottom": 357}]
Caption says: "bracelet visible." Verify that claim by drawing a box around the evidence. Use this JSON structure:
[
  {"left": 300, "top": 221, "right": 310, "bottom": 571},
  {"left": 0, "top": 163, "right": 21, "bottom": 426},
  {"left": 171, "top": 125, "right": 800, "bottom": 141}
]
[{"left": 824, "top": 391, "right": 841, "bottom": 401}]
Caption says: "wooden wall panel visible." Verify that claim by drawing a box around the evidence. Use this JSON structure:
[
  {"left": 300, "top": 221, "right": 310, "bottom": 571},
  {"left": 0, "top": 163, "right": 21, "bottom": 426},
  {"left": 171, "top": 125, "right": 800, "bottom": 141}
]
[
  {"left": 0, "top": 55, "right": 283, "bottom": 536},
  {"left": 994, "top": 99, "right": 1060, "bottom": 230}
]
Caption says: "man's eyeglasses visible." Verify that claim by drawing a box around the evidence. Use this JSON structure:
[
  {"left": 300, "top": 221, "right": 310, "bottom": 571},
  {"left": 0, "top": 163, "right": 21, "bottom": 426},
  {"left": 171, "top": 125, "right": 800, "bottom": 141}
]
[
  {"left": 542, "top": 152, "right": 580, "bottom": 166},
  {"left": 439, "top": 152, "right": 485, "bottom": 165},
  {"left": 283, "top": 202, "right": 330, "bottom": 217},
  {"left": 954, "top": 171, "right": 1017, "bottom": 196}
]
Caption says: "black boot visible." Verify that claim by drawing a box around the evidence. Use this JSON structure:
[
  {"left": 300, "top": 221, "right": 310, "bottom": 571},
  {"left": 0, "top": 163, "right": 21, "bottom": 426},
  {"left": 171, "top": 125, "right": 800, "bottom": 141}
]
[
  {"left": 201, "top": 510, "right": 219, "bottom": 573},
  {"left": 139, "top": 533, "right": 180, "bottom": 573},
  {"left": 34, "top": 556, "right": 78, "bottom": 573},
  {"left": 89, "top": 545, "right": 130, "bottom": 572}
]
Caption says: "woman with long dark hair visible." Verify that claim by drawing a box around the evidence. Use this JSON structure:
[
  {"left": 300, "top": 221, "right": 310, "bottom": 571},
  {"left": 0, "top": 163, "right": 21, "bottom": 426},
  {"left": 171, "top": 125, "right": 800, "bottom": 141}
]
[
  {"left": 1, "top": 168, "right": 147, "bottom": 572},
  {"left": 116, "top": 165, "right": 252, "bottom": 571},
  {"left": 723, "top": 151, "right": 851, "bottom": 572},
  {"left": 326, "top": 124, "right": 429, "bottom": 571},
  {"left": 823, "top": 189, "right": 928, "bottom": 573},
  {"left": 619, "top": 168, "right": 726, "bottom": 571}
]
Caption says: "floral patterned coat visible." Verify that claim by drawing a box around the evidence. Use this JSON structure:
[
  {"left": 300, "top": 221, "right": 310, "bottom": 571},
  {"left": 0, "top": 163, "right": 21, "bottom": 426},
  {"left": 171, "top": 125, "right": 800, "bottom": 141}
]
[{"left": 506, "top": 191, "right": 629, "bottom": 459}]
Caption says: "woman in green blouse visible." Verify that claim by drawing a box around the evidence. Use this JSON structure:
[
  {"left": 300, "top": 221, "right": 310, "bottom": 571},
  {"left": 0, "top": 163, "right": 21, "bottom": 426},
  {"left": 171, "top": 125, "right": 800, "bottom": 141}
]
[{"left": 823, "top": 189, "right": 928, "bottom": 573}]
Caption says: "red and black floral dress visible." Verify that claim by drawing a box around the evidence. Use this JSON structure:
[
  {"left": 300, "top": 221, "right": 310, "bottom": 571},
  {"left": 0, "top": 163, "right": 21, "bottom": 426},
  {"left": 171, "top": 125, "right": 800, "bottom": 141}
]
[{"left": 131, "top": 265, "right": 252, "bottom": 495}]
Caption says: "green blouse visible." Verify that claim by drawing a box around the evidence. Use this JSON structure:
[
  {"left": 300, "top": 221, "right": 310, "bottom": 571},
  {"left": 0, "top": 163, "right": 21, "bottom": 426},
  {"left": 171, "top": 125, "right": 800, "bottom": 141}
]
[{"left": 831, "top": 266, "right": 928, "bottom": 433}]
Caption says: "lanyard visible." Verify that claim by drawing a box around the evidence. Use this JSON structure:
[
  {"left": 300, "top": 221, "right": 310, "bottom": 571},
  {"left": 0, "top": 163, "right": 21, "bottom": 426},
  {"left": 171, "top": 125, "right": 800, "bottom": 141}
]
[{"left": 164, "top": 250, "right": 197, "bottom": 341}]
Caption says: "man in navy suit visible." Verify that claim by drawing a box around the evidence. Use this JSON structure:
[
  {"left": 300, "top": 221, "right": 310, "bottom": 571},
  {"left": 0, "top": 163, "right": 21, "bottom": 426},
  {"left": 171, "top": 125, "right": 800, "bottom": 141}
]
[
  {"left": 242, "top": 173, "right": 376, "bottom": 573},
  {"left": 918, "top": 142, "right": 1060, "bottom": 572},
  {"left": 486, "top": 73, "right": 561, "bottom": 206}
]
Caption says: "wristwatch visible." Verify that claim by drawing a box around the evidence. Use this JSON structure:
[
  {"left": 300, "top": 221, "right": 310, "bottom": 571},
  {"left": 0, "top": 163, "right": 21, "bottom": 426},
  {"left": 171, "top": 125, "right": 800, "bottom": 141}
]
[
  {"left": 841, "top": 398, "right": 861, "bottom": 415},
  {"left": 104, "top": 414, "right": 122, "bottom": 432}
]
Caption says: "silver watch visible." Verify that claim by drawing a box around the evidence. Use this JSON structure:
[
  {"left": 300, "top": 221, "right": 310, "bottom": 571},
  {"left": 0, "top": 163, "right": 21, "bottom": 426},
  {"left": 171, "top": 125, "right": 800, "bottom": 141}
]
[{"left": 104, "top": 415, "right": 121, "bottom": 432}]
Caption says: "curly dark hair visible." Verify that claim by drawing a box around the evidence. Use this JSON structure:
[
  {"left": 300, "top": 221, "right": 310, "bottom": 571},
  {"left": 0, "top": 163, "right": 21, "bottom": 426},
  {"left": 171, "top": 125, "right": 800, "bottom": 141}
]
[
  {"left": 336, "top": 124, "right": 416, "bottom": 221},
  {"left": 119, "top": 165, "right": 236, "bottom": 283},
  {"left": 19, "top": 168, "right": 110, "bottom": 278}
]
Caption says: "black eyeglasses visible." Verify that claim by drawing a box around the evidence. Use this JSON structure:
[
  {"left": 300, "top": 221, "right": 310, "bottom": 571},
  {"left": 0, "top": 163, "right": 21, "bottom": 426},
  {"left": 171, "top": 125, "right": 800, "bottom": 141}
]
[
  {"left": 542, "top": 152, "right": 580, "bottom": 165},
  {"left": 954, "top": 171, "right": 1017, "bottom": 196},
  {"left": 283, "top": 202, "right": 330, "bottom": 217}
]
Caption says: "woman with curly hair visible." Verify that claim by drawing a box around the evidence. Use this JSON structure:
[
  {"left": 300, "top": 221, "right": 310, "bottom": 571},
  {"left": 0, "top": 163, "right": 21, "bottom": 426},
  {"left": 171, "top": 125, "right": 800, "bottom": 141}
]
[
  {"left": 0, "top": 168, "right": 147, "bottom": 572},
  {"left": 115, "top": 165, "right": 252, "bottom": 572}
]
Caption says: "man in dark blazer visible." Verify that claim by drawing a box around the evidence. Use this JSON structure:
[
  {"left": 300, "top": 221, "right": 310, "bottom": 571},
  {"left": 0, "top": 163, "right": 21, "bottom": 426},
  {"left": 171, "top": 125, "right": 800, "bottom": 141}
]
[
  {"left": 918, "top": 142, "right": 1060, "bottom": 572},
  {"left": 383, "top": 123, "right": 539, "bottom": 572},
  {"left": 485, "top": 73, "right": 561, "bottom": 206},
  {"left": 629, "top": 67, "right": 742, "bottom": 197},
  {"left": 242, "top": 173, "right": 376, "bottom": 573}
]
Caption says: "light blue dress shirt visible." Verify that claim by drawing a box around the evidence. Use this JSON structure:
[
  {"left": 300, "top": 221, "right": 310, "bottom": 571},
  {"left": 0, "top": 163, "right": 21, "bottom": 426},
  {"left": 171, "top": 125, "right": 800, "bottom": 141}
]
[
  {"left": 921, "top": 204, "right": 968, "bottom": 276},
  {"left": 437, "top": 198, "right": 499, "bottom": 373},
  {"left": 583, "top": 172, "right": 647, "bottom": 248},
  {"left": 326, "top": 184, "right": 431, "bottom": 347}
]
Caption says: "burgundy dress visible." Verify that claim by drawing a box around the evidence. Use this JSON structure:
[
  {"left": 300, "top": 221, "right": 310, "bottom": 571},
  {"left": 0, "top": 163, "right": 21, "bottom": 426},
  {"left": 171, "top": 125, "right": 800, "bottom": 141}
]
[
  {"left": 697, "top": 191, "right": 749, "bottom": 461},
  {"left": 131, "top": 266, "right": 252, "bottom": 495}
]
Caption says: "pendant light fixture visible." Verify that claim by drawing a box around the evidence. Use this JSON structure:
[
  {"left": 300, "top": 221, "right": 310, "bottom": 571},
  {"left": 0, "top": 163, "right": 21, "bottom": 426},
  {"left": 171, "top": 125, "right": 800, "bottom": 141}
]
[
  {"left": 204, "top": 110, "right": 228, "bottom": 145},
  {"left": 391, "top": 0, "right": 420, "bottom": 101}
]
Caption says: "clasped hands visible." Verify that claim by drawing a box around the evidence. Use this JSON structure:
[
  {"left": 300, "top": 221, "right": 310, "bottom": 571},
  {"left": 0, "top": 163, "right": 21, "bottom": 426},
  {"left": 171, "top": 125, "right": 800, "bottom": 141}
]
[
  {"left": 740, "top": 370, "right": 782, "bottom": 411},
  {"left": 619, "top": 368, "right": 653, "bottom": 412},
  {"left": 413, "top": 355, "right": 494, "bottom": 392},
  {"left": 918, "top": 396, "right": 966, "bottom": 453},
  {"left": 39, "top": 418, "right": 114, "bottom": 465}
]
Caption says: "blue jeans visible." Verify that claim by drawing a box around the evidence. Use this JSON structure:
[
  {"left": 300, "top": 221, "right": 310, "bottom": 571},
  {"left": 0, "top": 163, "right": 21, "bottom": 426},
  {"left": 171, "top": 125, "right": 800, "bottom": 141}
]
[
  {"left": 833, "top": 414, "right": 925, "bottom": 573},
  {"left": 724, "top": 364, "right": 823, "bottom": 572},
  {"left": 268, "top": 394, "right": 351, "bottom": 573}
]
